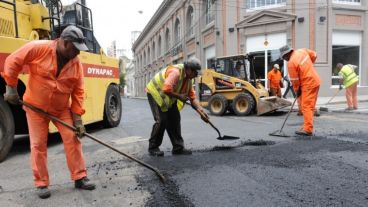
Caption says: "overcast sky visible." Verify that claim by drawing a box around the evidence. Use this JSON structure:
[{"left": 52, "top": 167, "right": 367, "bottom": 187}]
[{"left": 61, "top": 0, "right": 163, "bottom": 58}]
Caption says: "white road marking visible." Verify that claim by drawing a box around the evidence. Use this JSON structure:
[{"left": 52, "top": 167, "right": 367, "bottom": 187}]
[{"left": 112, "top": 136, "right": 148, "bottom": 145}]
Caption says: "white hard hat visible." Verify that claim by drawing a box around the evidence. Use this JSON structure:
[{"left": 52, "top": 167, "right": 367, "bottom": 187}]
[{"left": 274, "top": 64, "right": 280, "bottom": 69}]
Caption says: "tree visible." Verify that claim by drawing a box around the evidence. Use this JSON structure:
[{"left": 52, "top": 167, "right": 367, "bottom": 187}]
[{"left": 119, "top": 73, "right": 126, "bottom": 89}]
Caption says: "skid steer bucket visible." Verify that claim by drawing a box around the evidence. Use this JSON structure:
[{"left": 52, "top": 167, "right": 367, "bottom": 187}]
[{"left": 257, "top": 96, "right": 292, "bottom": 116}]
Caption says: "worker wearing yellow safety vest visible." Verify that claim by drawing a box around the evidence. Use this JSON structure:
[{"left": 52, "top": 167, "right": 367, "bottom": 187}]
[
  {"left": 146, "top": 57, "right": 208, "bottom": 156},
  {"left": 336, "top": 63, "right": 359, "bottom": 110}
]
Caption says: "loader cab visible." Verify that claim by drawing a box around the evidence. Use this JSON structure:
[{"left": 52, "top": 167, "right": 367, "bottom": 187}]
[{"left": 211, "top": 54, "right": 257, "bottom": 87}]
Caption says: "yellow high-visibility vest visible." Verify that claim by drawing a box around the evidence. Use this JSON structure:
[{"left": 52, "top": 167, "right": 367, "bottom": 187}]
[
  {"left": 339, "top": 65, "right": 359, "bottom": 88},
  {"left": 146, "top": 64, "right": 191, "bottom": 112}
]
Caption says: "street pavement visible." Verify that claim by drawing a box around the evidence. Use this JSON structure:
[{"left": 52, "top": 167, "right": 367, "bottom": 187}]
[{"left": 0, "top": 97, "right": 367, "bottom": 206}]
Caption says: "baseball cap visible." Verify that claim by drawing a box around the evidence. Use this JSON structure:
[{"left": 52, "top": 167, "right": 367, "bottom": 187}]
[{"left": 60, "top": 25, "right": 89, "bottom": 51}]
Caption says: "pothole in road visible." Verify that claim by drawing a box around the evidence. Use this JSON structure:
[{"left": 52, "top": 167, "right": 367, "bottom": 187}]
[{"left": 195, "top": 139, "right": 275, "bottom": 153}]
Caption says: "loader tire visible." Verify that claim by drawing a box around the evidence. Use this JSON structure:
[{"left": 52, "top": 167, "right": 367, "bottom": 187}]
[
  {"left": 208, "top": 94, "right": 228, "bottom": 116},
  {"left": 0, "top": 97, "right": 14, "bottom": 162},
  {"left": 103, "top": 85, "right": 122, "bottom": 128},
  {"left": 232, "top": 92, "right": 255, "bottom": 116}
]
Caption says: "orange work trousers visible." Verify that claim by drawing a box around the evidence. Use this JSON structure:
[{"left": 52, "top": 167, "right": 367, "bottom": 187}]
[
  {"left": 25, "top": 108, "right": 87, "bottom": 187},
  {"left": 300, "top": 86, "right": 320, "bottom": 133},
  {"left": 270, "top": 87, "right": 282, "bottom": 98},
  {"left": 345, "top": 82, "right": 358, "bottom": 109}
]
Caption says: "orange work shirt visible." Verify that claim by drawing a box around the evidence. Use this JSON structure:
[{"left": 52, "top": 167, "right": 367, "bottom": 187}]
[
  {"left": 267, "top": 69, "right": 282, "bottom": 89},
  {"left": 162, "top": 66, "right": 196, "bottom": 101},
  {"left": 287, "top": 48, "right": 321, "bottom": 91},
  {"left": 2, "top": 40, "right": 85, "bottom": 115}
]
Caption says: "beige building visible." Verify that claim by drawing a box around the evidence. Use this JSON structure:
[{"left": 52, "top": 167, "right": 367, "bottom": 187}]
[{"left": 132, "top": 0, "right": 367, "bottom": 97}]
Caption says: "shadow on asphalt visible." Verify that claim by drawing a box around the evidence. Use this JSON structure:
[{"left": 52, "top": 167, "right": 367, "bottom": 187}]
[
  {"left": 7, "top": 122, "right": 106, "bottom": 160},
  {"left": 213, "top": 110, "right": 289, "bottom": 117},
  {"left": 8, "top": 133, "right": 63, "bottom": 159}
]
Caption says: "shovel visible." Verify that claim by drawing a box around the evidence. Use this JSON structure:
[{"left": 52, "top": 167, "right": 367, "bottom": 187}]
[
  {"left": 20, "top": 101, "right": 166, "bottom": 183},
  {"left": 269, "top": 97, "right": 298, "bottom": 137},
  {"left": 319, "top": 88, "right": 341, "bottom": 112},
  {"left": 188, "top": 102, "right": 239, "bottom": 140}
]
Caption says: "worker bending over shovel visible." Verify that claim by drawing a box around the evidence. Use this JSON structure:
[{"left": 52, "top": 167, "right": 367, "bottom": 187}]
[
  {"left": 146, "top": 57, "right": 208, "bottom": 156},
  {"left": 279, "top": 45, "right": 321, "bottom": 136},
  {"left": 1, "top": 26, "right": 95, "bottom": 199},
  {"left": 336, "top": 63, "right": 359, "bottom": 110}
]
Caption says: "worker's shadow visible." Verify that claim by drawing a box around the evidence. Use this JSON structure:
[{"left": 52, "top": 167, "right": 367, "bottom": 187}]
[
  {"left": 257, "top": 111, "right": 288, "bottom": 117},
  {"left": 6, "top": 124, "right": 99, "bottom": 161},
  {"left": 7, "top": 133, "right": 64, "bottom": 159}
]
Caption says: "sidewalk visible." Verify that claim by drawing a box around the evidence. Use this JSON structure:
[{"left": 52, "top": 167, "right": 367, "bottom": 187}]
[
  {"left": 287, "top": 95, "right": 368, "bottom": 114},
  {"left": 316, "top": 95, "right": 368, "bottom": 114}
]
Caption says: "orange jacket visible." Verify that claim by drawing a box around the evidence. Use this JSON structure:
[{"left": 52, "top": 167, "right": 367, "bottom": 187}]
[
  {"left": 287, "top": 48, "right": 320, "bottom": 91},
  {"left": 2, "top": 40, "right": 85, "bottom": 115},
  {"left": 267, "top": 69, "right": 282, "bottom": 89}
]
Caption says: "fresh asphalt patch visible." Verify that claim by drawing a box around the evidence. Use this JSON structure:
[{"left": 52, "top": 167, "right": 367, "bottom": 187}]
[{"left": 195, "top": 139, "right": 276, "bottom": 153}]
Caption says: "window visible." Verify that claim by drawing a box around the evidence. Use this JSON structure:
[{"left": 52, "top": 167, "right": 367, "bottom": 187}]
[
  {"left": 333, "top": 0, "right": 360, "bottom": 5},
  {"left": 158, "top": 36, "right": 162, "bottom": 57},
  {"left": 174, "top": 18, "right": 181, "bottom": 43},
  {"left": 332, "top": 31, "right": 361, "bottom": 86},
  {"left": 187, "top": 6, "right": 194, "bottom": 37},
  {"left": 246, "top": 0, "right": 286, "bottom": 11},
  {"left": 205, "top": 0, "right": 215, "bottom": 25},
  {"left": 165, "top": 28, "right": 171, "bottom": 54},
  {"left": 143, "top": 52, "right": 146, "bottom": 66},
  {"left": 147, "top": 47, "right": 151, "bottom": 64},
  {"left": 152, "top": 42, "right": 156, "bottom": 61}
]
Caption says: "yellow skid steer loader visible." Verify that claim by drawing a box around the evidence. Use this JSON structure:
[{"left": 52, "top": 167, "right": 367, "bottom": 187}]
[{"left": 198, "top": 54, "right": 291, "bottom": 116}]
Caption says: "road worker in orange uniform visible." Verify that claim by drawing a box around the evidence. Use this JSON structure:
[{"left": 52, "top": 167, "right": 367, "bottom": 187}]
[
  {"left": 1, "top": 26, "right": 95, "bottom": 199},
  {"left": 267, "top": 64, "right": 283, "bottom": 97},
  {"left": 279, "top": 45, "right": 321, "bottom": 136}
]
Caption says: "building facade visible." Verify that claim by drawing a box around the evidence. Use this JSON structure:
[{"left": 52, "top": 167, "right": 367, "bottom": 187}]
[
  {"left": 132, "top": 0, "right": 367, "bottom": 97},
  {"left": 125, "top": 61, "right": 135, "bottom": 97}
]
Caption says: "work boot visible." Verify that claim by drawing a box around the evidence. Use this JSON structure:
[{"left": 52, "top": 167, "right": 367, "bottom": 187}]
[
  {"left": 149, "top": 148, "right": 164, "bottom": 156},
  {"left": 75, "top": 177, "right": 96, "bottom": 190},
  {"left": 314, "top": 110, "right": 320, "bottom": 117},
  {"left": 295, "top": 130, "right": 312, "bottom": 136},
  {"left": 172, "top": 148, "right": 192, "bottom": 155},
  {"left": 36, "top": 186, "right": 51, "bottom": 199}
]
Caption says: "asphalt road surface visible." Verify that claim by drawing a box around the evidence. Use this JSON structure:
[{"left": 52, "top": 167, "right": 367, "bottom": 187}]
[{"left": 0, "top": 97, "right": 367, "bottom": 207}]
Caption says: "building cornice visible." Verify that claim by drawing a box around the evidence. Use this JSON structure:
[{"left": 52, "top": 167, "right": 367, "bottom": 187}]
[
  {"left": 132, "top": 0, "right": 172, "bottom": 50},
  {"left": 237, "top": 10, "right": 296, "bottom": 29}
]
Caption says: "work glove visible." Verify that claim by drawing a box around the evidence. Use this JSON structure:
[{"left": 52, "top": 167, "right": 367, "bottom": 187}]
[
  {"left": 72, "top": 113, "right": 86, "bottom": 138},
  {"left": 296, "top": 88, "right": 302, "bottom": 98},
  {"left": 3, "top": 85, "right": 21, "bottom": 105},
  {"left": 178, "top": 94, "right": 188, "bottom": 102},
  {"left": 339, "top": 84, "right": 343, "bottom": 90}
]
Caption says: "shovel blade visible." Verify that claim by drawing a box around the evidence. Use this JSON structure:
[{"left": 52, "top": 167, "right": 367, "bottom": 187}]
[
  {"left": 217, "top": 135, "right": 240, "bottom": 140},
  {"left": 257, "top": 96, "right": 292, "bottom": 116},
  {"left": 269, "top": 130, "right": 290, "bottom": 137}
]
